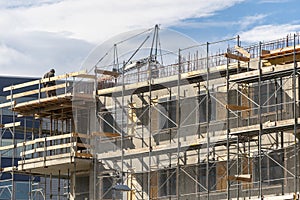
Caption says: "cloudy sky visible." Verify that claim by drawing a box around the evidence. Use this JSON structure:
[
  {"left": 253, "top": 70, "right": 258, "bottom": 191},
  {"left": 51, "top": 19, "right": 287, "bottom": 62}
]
[{"left": 0, "top": 0, "right": 299, "bottom": 77}]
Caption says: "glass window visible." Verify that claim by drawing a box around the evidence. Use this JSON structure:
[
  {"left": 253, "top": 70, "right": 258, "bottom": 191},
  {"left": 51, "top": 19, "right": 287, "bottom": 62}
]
[
  {"left": 158, "top": 97, "right": 177, "bottom": 130},
  {"left": 158, "top": 168, "right": 176, "bottom": 197},
  {"left": 253, "top": 149, "right": 284, "bottom": 186}
]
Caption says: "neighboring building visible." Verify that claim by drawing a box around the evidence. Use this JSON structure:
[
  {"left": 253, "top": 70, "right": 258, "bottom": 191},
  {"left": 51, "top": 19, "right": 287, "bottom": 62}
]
[
  {"left": 0, "top": 76, "right": 65, "bottom": 199},
  {"left": 0, "top": 76, "right": 38, "bottom": 199},
  {"left": 0, "top": 28, "right": 300, "bottom": 200}
]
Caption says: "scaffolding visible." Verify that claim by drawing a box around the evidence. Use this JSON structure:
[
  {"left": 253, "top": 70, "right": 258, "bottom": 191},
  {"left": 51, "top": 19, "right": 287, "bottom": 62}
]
[{"left": 0, "top": 26, "right": 300, "bottom": 200}]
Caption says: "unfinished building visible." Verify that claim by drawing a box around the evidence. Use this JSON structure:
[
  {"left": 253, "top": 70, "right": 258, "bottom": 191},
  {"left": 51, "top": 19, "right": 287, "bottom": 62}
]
[{"left": 0, "top": 26, "right": 300, "bottom": 199}]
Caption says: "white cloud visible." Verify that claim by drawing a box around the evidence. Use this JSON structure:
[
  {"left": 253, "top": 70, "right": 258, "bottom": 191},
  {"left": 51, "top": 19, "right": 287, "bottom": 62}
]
[
  {"left": 0, "top": 43, "right": 29, "bottom": 66},
  {"left": 239, "top": 14, "right": 267, "bottom": 29},
  {"left": 238, "top": 24, "right": 300, "bottom": 43},
  {"left": 175, "top": 13, "right": 268, "bottom": 30},
  {"left": 0, "top": 0, "right": 245, "bottom": 43},
  {"left": 239, "top": 24, "right": 300, "bottom": 43},
  {"left": 0, "top": 31, "right": 93, "bottom": 77},
  {"left": 0, "top": 0, "right": 244, "bottom": 76}
]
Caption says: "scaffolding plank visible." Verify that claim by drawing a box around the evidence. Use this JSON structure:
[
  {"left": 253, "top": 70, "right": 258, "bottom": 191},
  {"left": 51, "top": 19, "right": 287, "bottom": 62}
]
[
  {"left": 261, "top": 49, "right": 270, "bottom": 55},
  {"left": 18, "top": 153, "right": 74, "bottom": 165},
  {"left": 98, "top": 63, "right": 242, "bottom": 97},
  {"left": 2, "top": 121, "right": 21, "bottom": 128},
  {"left": 13, "top": 93, "right": 72, "bottom": 109},
  {"left": 0, "top": 101, "right": 16, "bottom": 108},
  {"left": 228, "top": 174, "right": 252, "bottom": 182},
  {"left": 7, "top": 82, "right": 69, "bottom": 100},
  {"left": 230, "top": 118, "right": 300, "bottom": 136},
  {"left": 264, "top": 54, "right": 300, "bottom": 65},
  {"left": 260, "top": 45, "right": 300, "bottom": 59},
  {"left": 98, "top": 134, "right": 237, "bottom": 160},
  {"left": 22, "top": 142, "right": 75, "bottom": 156},
  {"left": 1, "top": 166, "right": 17, "bottom": 172},
  {"left": 95, "top": 69, "right": 120, "bottom": 77},
  {"left": 21, "top": 133, "right": 73, "bottom": 147},
  {"left": 0, "top": 144, "right": 15, "bottom": 151},
  {"left": 73, "top": 132, "right": 91, "bottom": 139},
  {"left": 229, "top": 63, "right": 296, "bottom": 83},
  {"left": 3, "top": 70, "right": 87, "bottom": 92},
  {"left": 224, "top": 52, "right": 250, "bottom": 62},
  {"left": 234, "top": 45, "right": 250, "bottom": 58},
  {"left": 76, "top": 74, "right": 96, "bottom": 79},
  {"left": 92, "top": 132, "right": 120, "bottom": 137},
  {"left": 75, "top": 152, "right": 93, "bottom": 158}
]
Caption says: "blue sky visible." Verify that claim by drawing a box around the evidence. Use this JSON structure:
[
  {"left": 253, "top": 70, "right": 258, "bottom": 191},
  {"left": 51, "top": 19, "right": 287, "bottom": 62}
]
[{"left": 0, "top": 0, "right": 299, "bottom": 77}]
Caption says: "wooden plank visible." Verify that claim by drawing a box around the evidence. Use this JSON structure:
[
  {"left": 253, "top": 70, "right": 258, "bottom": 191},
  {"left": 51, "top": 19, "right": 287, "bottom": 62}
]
[
  {"left": 228, "top": 174, "right": 252, "bottom": 182},
  {"left": 226, "top": 104, "right": 250, "bottom": 111},
  {"left": 216, "top": 161, "right": 227, "bottom": 191},
  {"left": 261, "top": 49, "right": 270, "bottom": 55},
  {"left": 75, "top": 152, "right": 93, "bottom": 158},
  {"left": 76, "top": 74, "right": 96, "bottom": 79},
  {"left": 22, "top": 142, "right": 75, "bottom": 156},
  {"left": 0, "top": 101, "right": 16, "bottom": 109},
  {"left": 224, "top": 52, "right": 250, "bottom": 62},
  {"left": 73, "top": 132, "right": 91, "bottom": 139},
  {"left": 21, "top": 133, "right": 73, "bottom": 147},
  {"left": 92, "top": 132, "right": 120, "bottom": 137},
  {"left": 7, "top": 82, "right": 69, "bottom": 100},
  {"left": 18, "top": 153, "right": 74, "bottom": 165},
  {"left": 14, "top": 93, "right": 72, "bottom": 109},
  {"left": 261, "top": 46, "right": 300, "bottom": 59},
  {"left": 95, "top": 69, "right": 120, "bottom": 77},
  {"left": 264, "top": 54, "right": 300, "bottom": 65},
  {"left": 0, "top": 144, "right": 15, "bottom": 151},
  {"left": 2, "top": 166, "right": 17, "bottom": 172},
  {"left": 234, "top": 45, "right": 250, "bottom": 58},
  {"left": 3, "top": 70, "right": 87, "bottom": 92},
  {"left": 2, "top": 121, "right": 21, "bottom": 128}
]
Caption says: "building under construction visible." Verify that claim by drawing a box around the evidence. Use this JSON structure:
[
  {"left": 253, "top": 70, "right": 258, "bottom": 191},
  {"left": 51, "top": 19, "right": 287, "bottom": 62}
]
[{"left": 0, "top": 26, "right": 300, "bottom": 199}]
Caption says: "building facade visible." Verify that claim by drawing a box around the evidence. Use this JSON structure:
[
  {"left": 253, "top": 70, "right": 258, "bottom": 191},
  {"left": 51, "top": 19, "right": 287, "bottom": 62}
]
[{"left": 0, "top": 28, "right": 300, "bottom": 200}]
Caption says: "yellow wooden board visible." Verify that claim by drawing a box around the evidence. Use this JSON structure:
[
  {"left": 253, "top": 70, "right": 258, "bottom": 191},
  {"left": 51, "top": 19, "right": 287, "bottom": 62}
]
[
  {"left": 3, "top": 70, "right": 87, "bottom": 92},
  {"left": 7, "top": 83, "right": 69, "bottom": 100},
  {"left": 224, "top": 52, "right": 250, "bottom": 62},
  {"left": 234, "top": 45, "right": 250, "bottom": 58}
]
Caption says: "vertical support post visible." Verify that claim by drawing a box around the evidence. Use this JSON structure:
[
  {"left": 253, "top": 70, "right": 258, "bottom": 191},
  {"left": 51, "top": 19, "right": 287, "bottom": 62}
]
[
  {"left": 11, "top": 88, "right": 15, "bottom": 200},
  {"left": 38, "top": 79, "right": 41, "bottom": 100},
  {"left": 44, "top": 174, "right": 47, "bottom": 200},
  {"left": 275, "top": 79, "right": 279, "bottom": 149},
  {"left": 121, "top": 61, "right": 125, "bottom": 189},
  {"left": 50, "top": 173, "right": 52, "bottom": 200},
  {"left": 293, "top": 33, "right": 298, "bottom": 196},
  {"left": 58, "top": 170, "right": 61, "bottom": 200},
  {"left": 176, "top": 48, "right": 182, "bottom": 200},
  {"left": 258, "top": 41, "right": 263, "bottom": 199},
  {"left": 247, "top": 138, "right": 251, "bottom": 198},
  {"left": 226, "top": 47, "right": 231, "bottom": 200},
  {"left": 298, "top": 36, "right": 300, "bottom": 196},
  {"left": 94, "top": 66, "right": 98, "bottom": 200},
  {"left": 237, "top": 137, "right": 240, "bottom": 199},
  {"left": 280, "top": 76, "right": 285, "bottom": 195},
  {"left": 29, "top": 176, "right": 32, "bottom": 200},
  {"left": 147, "top": 40, "right": 153, "bottom": 200},
  {"left": 67, "top": 169, "right": 70, "bottom": 199},
  {"left": 206, "top": 42, "right": 210, "bottom": 200}
]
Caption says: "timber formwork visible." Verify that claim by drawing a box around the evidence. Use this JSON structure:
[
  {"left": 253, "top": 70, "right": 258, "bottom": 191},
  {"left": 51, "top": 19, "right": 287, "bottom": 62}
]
[{"left": 0, "top": 30, "right": 300, "bottom": 200}]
